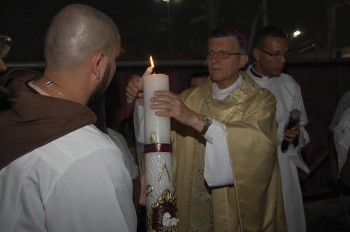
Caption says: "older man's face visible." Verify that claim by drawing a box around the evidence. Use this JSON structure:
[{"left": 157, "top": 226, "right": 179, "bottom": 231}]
[{"left": 207, "top": 36, "right": 248, "bottom": 89}]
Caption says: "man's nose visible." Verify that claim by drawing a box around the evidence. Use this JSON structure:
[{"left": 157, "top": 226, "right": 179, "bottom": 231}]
[
  {"left": 278, "top": 52, "right": 289, "bottom": 63},
  {"left": 209, "top": 54, "right": 220, "bottom": 63}
]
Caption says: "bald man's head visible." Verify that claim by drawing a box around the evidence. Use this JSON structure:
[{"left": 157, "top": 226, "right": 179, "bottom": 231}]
[{"left": 44, "top": 4, "right": 120, "bottom": 70}]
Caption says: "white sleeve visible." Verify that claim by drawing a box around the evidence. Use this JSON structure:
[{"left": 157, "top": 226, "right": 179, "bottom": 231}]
[
  {"left": 44, "top": 150, "right": 137, "bottom": 232},
  {"left": 288, "top": 125, "right": 310, "bottom": 174},
  {"left": 297, "top": 126, "right": 310, "bottom": 150},
  {"left": 293, "top": 84, "right": 309, "bottom": 147},
  {"left": 288, "top": 84, "right": 310, "bottom": 173},
  {"left": 203, "top": 119, "right": 234, "bottom": 186},
  {"left": 285, "top": 134, "right": 310, "bottom": 174},
  {"left": 107, "top": 128, "right": 139, "bottom": 179},
  {"left": 334, "top": 108, "right": 350, "bottom": 174},
  {"left": 134, "top": 104, "right": 145, "bottom": 154}
]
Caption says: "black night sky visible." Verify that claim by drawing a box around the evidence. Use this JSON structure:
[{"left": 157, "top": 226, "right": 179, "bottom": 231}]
[{"left": 0, "top": 0, "right": 348, "bottom": 63}]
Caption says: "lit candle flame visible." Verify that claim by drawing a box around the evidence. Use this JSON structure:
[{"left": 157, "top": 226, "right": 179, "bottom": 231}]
[{"left": 150, "top": 56, "right": 154, "bottom": 68}]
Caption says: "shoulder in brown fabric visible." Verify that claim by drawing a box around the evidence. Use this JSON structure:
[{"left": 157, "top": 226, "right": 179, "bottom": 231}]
[{"left": 0, "top": 68, "right": 97, "bottom": 169}]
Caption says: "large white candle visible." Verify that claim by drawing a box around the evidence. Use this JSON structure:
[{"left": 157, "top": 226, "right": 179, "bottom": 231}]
[
  {"left": 143, "top": 73, "right": 171, "bottom": 144},
  {"left": 143, "top": 57, "right": 178, "bottom": 231}
]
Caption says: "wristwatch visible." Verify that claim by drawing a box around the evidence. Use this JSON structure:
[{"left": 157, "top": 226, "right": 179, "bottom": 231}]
[{"left": 200, "top": 116, "right": 212, "bottom": 135}]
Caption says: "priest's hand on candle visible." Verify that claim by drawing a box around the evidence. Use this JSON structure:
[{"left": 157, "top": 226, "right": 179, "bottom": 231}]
[
  {"left": 126, "top": 75, "right": 144, "bottom": 106},
  {"left": 150, "top": 90, "right": 205, "bottom": 133}
]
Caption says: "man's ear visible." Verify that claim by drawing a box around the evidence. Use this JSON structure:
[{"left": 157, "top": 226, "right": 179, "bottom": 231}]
[
  {"left": 239, "top": 54, "right": 249, "bottom": 69},
  {"left": 92, "top": 53, "right": 104, "bottom": 80},
  {"left": 252, "top": 48, "right": 260, "bottom": 61}
]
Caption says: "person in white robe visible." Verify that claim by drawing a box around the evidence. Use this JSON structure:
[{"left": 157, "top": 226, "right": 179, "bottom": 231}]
[
  {"left": 333, "top": 108, "right": 350, "bottom": 185},
  {"left": 0, "top": 4, "right": 139, "bottom": 232},
  {"left": 330, "top": 90, "right": 350, "bottom": 132},
  {"left": 247, "top": 26, "right": 310, "bottom": 232},
  {"left": 334, "top": 108, "right": 350, "bottom": 173},
  {"left": 329, "top": 90, "right": 350, "bottom": 184}
]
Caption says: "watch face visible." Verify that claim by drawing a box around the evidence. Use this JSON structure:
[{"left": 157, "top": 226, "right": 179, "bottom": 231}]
[{"left": 204, "top": 116, "right": 212, "bottom": 124}]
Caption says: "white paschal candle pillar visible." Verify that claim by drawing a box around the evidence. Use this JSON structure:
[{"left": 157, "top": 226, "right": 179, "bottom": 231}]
[{"left": 143, "top": 73, "right": 178, "bottom": 232}]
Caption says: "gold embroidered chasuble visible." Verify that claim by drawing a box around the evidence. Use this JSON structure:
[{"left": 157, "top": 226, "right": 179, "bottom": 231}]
[{"left": 172, "top": 72, "right": 286, "bottom": 232}]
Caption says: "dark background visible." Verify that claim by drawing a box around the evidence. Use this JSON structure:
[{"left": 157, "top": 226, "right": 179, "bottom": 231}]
[{"left": 1, "top": 0, "right": 348, "bottom": 63}]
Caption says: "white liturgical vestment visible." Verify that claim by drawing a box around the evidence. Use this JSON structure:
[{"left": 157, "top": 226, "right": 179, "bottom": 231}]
[
  {"left": 334, "top": 108, "right": 350, "bottom": 174},
  {"left": 247, "top": 64, "right": 309, "bottom": 232},
  {"left": 0, "top": 125, "right": 137, "bottom": 232}
]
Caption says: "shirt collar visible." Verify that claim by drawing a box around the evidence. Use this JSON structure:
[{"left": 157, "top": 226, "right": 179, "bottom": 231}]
[
  {"left": 251, "top": 65, "right": 273, "bottom": 79},
  {"left": 212, "top": 74, "right": 243, "bottom": 100}
]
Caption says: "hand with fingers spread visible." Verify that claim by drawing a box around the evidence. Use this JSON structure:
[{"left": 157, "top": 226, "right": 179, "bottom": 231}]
[{"left": 150, "top": 90, "right": 204, "bottom": 133}]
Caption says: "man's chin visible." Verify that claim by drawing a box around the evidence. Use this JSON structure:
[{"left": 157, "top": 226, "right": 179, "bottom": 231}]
[
  {"left": 209, "top": 73, "right": 222, "bottom": 81},
  {"left": 273, "top": 67, "right": 284, "bottom": 76},
  {"left": 272, "top": 72, "right": 282, "bottom": 77}
]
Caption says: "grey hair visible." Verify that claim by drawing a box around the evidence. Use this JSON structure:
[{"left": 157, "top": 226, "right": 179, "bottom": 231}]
[{"left": 208, "top": 29, "right": 248, "bottom": 54}]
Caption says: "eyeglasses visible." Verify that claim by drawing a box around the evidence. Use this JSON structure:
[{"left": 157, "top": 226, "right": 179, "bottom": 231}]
[
  {"left": 258, "top": 48, "right": 289, "bottom": 59},
  {"left": 206, "top": 50, "right": 243, "bottom": 59}
]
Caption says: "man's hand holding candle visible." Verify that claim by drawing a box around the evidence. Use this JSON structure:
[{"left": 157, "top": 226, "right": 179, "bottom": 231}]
[
  {"left": 150, "top": 90, "right": 205, "bottom": 134},
  {"left": 126, "top": 56, "right": 154, "bottom": 103},
  {"left": 126, "top": 75, "right": 144, "bottom": 106}
]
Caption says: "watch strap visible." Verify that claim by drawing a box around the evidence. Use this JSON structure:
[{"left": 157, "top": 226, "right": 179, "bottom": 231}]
[{"left": 200, "top": 116, "right": 212, "bottom": 135}]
